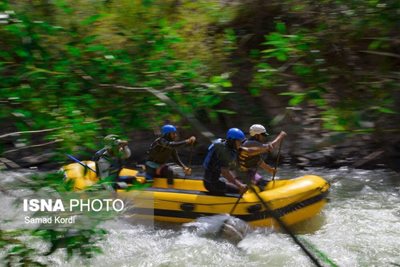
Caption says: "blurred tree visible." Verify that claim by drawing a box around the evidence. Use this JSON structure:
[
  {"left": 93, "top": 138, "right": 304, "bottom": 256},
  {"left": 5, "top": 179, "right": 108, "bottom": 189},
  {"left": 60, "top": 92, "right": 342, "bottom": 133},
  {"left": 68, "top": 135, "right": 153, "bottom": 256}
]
[
  {"left": 248, "top": 0, "right": 399, "bottom": 132},
  {"left": 0, "top": 0, "right": 237, "bottom": 157},
  {"left": 0, "top": 0, "right": 399, "bottom": 159}
]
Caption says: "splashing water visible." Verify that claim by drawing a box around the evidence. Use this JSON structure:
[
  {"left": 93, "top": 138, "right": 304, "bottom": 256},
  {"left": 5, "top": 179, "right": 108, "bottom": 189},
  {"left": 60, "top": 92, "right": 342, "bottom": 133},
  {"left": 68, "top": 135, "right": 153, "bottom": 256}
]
[
  {"left": 183, "top": 214, "right": 251, "bottom": 244},
  {"left": 1, "top": 167, "right": 400, "bottom": 266}
]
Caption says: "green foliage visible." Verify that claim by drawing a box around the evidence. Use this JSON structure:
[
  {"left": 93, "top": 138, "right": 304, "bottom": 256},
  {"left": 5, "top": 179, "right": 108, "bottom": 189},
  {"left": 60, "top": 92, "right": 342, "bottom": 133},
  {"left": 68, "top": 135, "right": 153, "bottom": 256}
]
[
  {"left": 0, "top": 1, "right": 238, "bottom": 160},
  {"left": 33, "top": 229, "right": 106, "bottom": 259},
  {"left": 0, "top": 169, "right": 110, "bottom": 265},
  {"left": 24, "top": 171, "right": 74, "bottom": 192},
  {"left": 1, "top": 0, "right": 400, "bottom": 264},
  {"left": 0, "top": 0, "right": 398, "bottom": 153},
  {"left": 0, "top": 228, "right": 106, "bottom": 266},
  {"left": 1, "top": 229, "right": 46, "bottom": 267},
  {"left": 250, "top": 1, "right": 399, "bottom": 132}
]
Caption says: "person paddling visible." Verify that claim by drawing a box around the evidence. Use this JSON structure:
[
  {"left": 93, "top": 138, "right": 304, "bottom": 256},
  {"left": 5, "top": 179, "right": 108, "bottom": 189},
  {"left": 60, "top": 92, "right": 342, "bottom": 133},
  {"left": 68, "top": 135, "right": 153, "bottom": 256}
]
[
  {"left": 145, "top": 124, "right": 196, "bottom": 184},
  {"left": 238, "top": 125, "right": 286, "bottom": 189},
  {"left": 93, "top": 134, "right": 131, "bottom": 188},
  {"left": 202, "top": 128, "right": 248, "bottom": 195}
]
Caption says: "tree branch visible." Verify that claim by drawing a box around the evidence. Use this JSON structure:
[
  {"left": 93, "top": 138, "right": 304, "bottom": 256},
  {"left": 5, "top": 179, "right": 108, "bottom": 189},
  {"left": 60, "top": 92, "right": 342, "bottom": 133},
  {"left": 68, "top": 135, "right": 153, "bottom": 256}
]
[
  {"left": 0, "top": 117, "right": 110, "bottom": 139},
  {"left": 99, "top": 83, "right": 216, "bottom": 140},
  {"left": 3, "top": 139, "right": 64, "bottom": 154},
  {"left": 359, "top": 50, "right": 400, "bottom": 59},
  {"left": 0, "top": 127, "right": 64, "bottom": 139},
  {"left": 0, "top": 157, "right": 21, "bottom": 168}
]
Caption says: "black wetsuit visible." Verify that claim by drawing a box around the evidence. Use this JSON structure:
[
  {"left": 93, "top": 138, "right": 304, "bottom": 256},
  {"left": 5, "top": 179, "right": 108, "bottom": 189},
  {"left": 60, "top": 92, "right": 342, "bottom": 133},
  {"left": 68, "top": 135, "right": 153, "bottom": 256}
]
[
  {"left": 145, "top": 136, "right": 187, "bottom": 183},
  {"left": 203, "top": 139, "right": 239, "bottom": 194}
]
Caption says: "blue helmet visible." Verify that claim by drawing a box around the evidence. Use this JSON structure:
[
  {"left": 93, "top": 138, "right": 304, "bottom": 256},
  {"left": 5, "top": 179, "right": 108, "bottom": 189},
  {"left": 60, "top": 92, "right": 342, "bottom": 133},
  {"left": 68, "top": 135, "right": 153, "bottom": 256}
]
[
  {"left": 226, "top": 128, "right": 245, "bottom": 141},
  {"left": 161, "top": 124, "right": 177, "bottom": 135}
]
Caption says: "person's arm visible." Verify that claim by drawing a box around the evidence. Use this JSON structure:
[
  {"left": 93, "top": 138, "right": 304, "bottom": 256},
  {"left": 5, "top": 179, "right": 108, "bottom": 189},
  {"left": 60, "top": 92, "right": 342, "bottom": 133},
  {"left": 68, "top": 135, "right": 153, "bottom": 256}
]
[
  {"left": 269, "top": 131, "right": 286, "bottom": 150},
  {"left": 171, "top": 149, "right": 185, "bottom": 168},
  {"left": 214, "top": 145, "right": 247, "bottom": 193},
  {"left": 240, "top": 131, "right": 287, "bottom": 157},
  {"left": 221, "top": 167, "right": 247, "bottom": 193},
  {"left": 172, "top": 149, "right": 192, "bottom": 175},
  {"left": 260, "top": 161, "right": 276, "bottom": 175},
  {"left": 159, "top": 136, "right": 196, "bottom": 148},
  {"left": 239, "top": 145, "right": 271, "bottom": 157}
]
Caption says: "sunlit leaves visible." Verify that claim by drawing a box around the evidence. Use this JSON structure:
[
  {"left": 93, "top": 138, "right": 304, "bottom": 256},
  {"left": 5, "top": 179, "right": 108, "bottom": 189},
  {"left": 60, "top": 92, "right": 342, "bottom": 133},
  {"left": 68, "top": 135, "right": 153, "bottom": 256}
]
[
  {"left": 81, "top": 14, "right": 103, "bottom": 26},
  {"left": 54, "top": 0, "right": 73, "bottom": 15},
  {"left": 1, "top": 0, "right": 237, "bottom": 149},
  {"left": 249, "top": 2, "right": 399, "bottom": 132}
]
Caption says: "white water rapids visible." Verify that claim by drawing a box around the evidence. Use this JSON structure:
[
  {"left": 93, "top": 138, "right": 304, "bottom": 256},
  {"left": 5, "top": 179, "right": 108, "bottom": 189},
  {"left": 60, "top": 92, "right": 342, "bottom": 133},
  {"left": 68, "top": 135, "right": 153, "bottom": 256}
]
[{"left": 1, "top": 167, "right": 399, "bottom": 266}]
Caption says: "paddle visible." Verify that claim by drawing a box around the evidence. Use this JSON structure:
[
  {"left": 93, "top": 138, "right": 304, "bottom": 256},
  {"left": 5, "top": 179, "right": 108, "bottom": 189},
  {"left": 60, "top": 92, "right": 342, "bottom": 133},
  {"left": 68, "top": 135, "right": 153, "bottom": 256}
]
[
  {"left": 247, "top": 184, "right": 324, "bottom": 267},
  {"left": 229, "top": 190, "right": 245, "bottom": 215},
  {"left": 184, "top": 143, "right": 194, "bottom": 179},
  {"left": 271, "top": 139, "right": 283, "bottom": 181},
  {"left": 66, "top": 154, "right": 96, "bottom": 173},
  {"left": 228, "top": 138, "right": 332, "bottom": 267},
  {"left": 66, "top": 154, "right": 116, "bottom": 191},
  {"left": 231, "top": 136, "right": 282, "bottom": 215}
]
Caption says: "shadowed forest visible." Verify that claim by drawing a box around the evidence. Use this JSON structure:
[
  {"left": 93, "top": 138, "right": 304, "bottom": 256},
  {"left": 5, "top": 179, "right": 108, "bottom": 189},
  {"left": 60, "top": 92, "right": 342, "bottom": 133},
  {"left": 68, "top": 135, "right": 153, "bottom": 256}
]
[{"left": 1, "top": 0, "right": 399, "bottom": 171}]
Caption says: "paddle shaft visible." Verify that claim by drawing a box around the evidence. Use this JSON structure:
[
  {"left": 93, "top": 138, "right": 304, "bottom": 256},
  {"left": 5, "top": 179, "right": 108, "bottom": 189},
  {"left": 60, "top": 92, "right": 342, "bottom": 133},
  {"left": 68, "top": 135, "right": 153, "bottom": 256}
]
[
  {"left": 66, "top": 154, "right": 96, "bottom": 173},
  {"left": 184, "top": 143, "right": 194, "bottom": 179},
  {"left": 231, "top": 137, "right": 277, "bottom": 215},
  {"left": 271, "top": 139, "right": 283, "bottom": 181},
  {"left": 66, "top": 154, "right": 120, "bottom": 191},
  {"left": 229, "top": 190, "right": 245, "bottom": 215},
  {"left": 188, "top": 143, "right": 194, "bottom": 168},
  {"left": 247, "top": 185, "right": 323, "bottom": 267}
]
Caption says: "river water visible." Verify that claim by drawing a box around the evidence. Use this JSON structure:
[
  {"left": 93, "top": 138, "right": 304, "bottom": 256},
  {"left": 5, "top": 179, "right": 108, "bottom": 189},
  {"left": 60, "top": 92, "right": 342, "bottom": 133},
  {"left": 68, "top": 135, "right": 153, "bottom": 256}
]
[{"left": 1, "top": 167, "right": 399, "bottom": 267}]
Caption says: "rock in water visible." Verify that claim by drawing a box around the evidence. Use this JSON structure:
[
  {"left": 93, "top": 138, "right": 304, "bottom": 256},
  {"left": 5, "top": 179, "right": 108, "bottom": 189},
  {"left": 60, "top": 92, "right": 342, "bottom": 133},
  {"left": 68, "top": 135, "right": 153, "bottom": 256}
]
[
  {"left": 218, "top": 217, "right": 250, "bottom": 244},
  {"left": 183, "top": 214, "right": 250, "bottom": 244}
]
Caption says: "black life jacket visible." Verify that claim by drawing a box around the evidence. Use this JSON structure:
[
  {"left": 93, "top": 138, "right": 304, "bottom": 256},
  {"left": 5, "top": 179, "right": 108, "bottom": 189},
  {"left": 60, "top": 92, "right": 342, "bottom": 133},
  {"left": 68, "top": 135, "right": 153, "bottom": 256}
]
[{"left": 202, "top": 138, "right": 224, "bottom": 169}]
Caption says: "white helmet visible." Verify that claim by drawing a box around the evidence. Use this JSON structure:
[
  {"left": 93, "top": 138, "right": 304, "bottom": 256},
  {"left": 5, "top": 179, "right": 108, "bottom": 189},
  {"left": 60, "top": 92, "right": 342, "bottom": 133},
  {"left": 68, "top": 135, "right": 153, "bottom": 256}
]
[{"left": 249, "top": 124, "right": 268, "bottom": 136}]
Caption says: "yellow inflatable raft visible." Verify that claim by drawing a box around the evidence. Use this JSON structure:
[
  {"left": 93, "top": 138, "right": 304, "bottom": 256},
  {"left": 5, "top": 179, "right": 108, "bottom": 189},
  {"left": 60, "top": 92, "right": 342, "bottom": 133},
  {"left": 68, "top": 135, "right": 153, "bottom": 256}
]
[{"left": 63, "top": 161, "right": 329, "bottom": 227}]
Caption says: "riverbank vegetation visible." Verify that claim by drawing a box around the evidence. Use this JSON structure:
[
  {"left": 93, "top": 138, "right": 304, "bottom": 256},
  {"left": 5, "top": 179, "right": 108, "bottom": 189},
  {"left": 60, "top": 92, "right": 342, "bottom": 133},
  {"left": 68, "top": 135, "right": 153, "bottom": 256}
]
[{"left": 1, "top": 1, "right": 399, "bottom": 168}]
